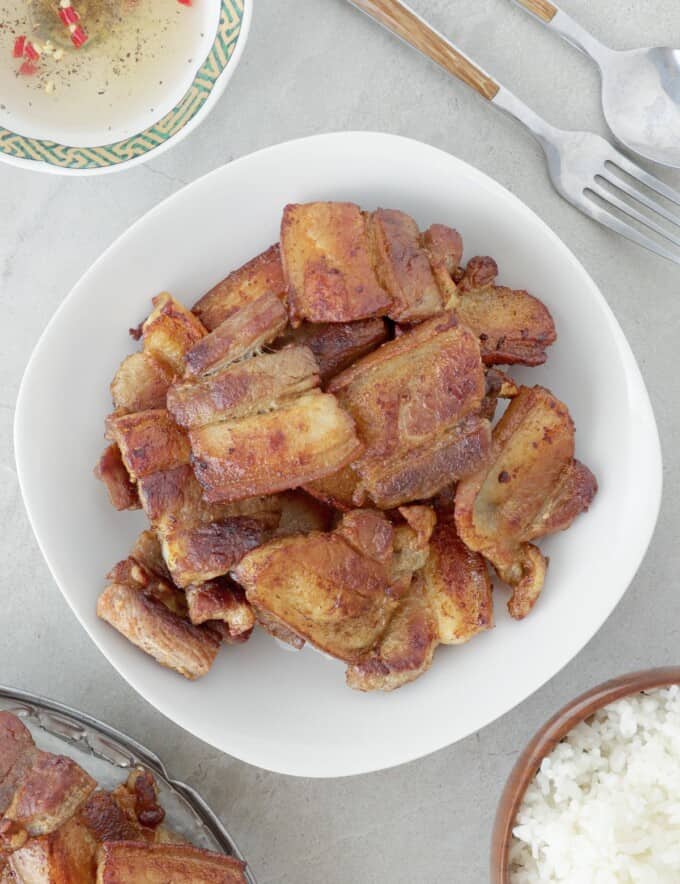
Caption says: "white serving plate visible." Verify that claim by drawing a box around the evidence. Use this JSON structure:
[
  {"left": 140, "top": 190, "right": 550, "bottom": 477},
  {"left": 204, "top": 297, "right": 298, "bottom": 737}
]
[{"left": 15, "top": 132, "right": 662, "bottom": 777}]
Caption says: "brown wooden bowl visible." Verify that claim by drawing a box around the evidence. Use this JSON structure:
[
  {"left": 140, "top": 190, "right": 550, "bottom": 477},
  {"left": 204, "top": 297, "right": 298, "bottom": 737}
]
[{"left": 490, "top": 667, "right": 680, "bottom": 882}]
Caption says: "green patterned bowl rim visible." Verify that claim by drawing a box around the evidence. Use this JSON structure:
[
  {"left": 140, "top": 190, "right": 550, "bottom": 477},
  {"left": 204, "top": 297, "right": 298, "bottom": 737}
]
[{"left": 0, "top": 0, "right": 249, "bottom": 174}]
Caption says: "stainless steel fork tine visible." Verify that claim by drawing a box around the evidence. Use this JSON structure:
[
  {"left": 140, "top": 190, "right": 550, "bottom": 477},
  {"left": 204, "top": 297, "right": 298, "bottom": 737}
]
[
  {"left": 590, "top": 182, "right": 680, "bottom": 248},
  {"left": 607, "top": 152, "right": 680, "bottom": 208},
  {"left": 581, "top": 198, "right": 680, "bottom": 265},
  {"left": 601, "top": 170, "right": 680, "bottom": 229}
]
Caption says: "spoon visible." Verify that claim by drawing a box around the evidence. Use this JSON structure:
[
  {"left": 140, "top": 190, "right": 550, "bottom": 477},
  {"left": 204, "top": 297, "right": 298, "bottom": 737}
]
[{"left": 514, "top": 0, "right": 680, "bottom": 168}]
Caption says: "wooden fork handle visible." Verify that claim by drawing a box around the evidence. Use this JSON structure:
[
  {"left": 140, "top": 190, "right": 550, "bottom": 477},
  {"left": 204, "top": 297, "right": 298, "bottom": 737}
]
[
  {"left": 349, "top": 0, "right": 499, "bottom": 100},
  {"left": 513, "top": 0, "right": 557, "bottom": 23}
]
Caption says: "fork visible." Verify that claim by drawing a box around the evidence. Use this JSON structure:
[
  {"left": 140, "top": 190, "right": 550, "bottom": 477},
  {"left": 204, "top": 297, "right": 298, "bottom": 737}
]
[{"left": 347, "top": 0, "right": 680, "bottom": 265}]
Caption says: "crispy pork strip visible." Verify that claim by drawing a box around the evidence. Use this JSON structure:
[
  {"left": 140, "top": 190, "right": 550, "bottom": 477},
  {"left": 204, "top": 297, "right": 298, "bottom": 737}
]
[
  {"left": 327, "top": 313, "right": 488, "bottom": 506},
  {"left": 168, "top": 346, "right": 320, "bottom": 429},
  {"left": 4, "top": 753, "right": 96, "bottom": 837},
  {"left": 329, "top": 313, "right": 485, "bottom": 453},
  {"left": 106, "top": 410, "right": 190, "bottom": 481},
  {"left": 184, "top": 292, "right": 288, "bottom": 378},
  {"left": 346, "top": 575, "right": 438, "bottom": 692},
  {"left": 455, "top": 385, "right": 597, "bottom": 619},
  {"left": 140, "top": 293, "right": 206, "bottom": 376},
  {"left": 423, "top": 510, "right": 493, "bottom": 645},
  {"left": 190, "top": 390, "right": 363, "bottom": 503},
  {"left": 192, "top": 244, "right": 286, "bottom": 331},
  {"left": 186, "top": 581, "right": 255, "bottom": 638},
  {"left": 367, "top": 208, "right": 444, "bottom": 323},
  {"left": 94, "top": 445, "right": 140, "bottom": 511},
  {"left": 281, "top": 202, "right": 392, "bottom": 325},
  {"left": 95, "top": 841, "right": 247, "bottom": 883},
  {"left": 110, "top": 352, "right": 175, "bottom": 416},
  {"left": 97, "top": 584, "right": 220, "bottom": 679},
  {"left": 274, "top": 318, "right": 388, "bottom": 384},
  {"left": 234, "top": 511, "right": 396, "bottom": 662}
]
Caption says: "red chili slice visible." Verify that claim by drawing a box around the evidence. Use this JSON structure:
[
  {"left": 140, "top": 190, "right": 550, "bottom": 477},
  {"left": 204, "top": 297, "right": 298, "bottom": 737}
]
[
  {"left": 70, "top": 25, "right": 88, "bottom": 47},
  {"left": 23, "top": 41, "right": 40, "bottom": 61},
  {"left": 177, "top": 0, "right": 192, "bottom": 7},
  {"left": 59, "top": 6, "right": 80, "bottom": 25},
  {"left": 18, "top": 59, "right": 37, "bottom": 75},
  {"left": 13, "top": 35, "right": 27, "bottom": 58}
]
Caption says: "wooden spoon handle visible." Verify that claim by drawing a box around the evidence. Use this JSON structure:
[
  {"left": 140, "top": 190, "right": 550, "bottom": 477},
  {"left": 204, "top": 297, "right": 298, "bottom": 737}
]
[
  {"left": 348, "top": 0, "right": 499, "bottom": 100},
  {"left": 513, "top": 0, "right": 557, "bottom": 22}
]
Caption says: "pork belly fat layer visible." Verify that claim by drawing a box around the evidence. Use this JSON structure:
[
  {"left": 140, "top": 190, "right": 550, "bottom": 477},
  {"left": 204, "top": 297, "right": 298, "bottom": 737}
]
[
  {"left": 168, "top": 345, "right": 320, "bottom": 428},
  {"left": 97, "top": 584, "right": 220, "bottom": 679},
  {"left": 190, "top": 390, "right": 363, "bottom": 503},
  {"left": 193, "top": 244, "right": 286, "bottom": 332},
  {"left": 281, "top": 202, "right": 392, "bottom": 324},
  {"left": 95, "top": 841, "right": 247, "bottom": 883}
]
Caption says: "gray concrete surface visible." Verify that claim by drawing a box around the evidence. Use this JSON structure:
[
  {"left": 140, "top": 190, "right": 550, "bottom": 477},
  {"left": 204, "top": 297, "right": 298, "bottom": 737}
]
[{"left": 1, "top": 1, "right": 679, "bottom": 881}]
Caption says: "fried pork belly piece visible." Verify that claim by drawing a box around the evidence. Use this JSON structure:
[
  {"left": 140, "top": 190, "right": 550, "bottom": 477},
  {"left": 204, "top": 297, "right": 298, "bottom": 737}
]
[
  {"left": 94, "top": 445, "right": 140, "bottom": 512},
  {"left": 8, "top": 815, "right": 95, "bottom": 883},
  {"left": 368, "top": 209, "right": 444, "bottom": 322},
  {"left": 281, "top": 202, "right": 392, "bottom": 324},
  {"left": 140, "top": 293, "right": 207, "bottom": 376},
  {"left": 106, "top": 410, "right": 191, "bottom": 481},
  {"left": 109, "top": 294, "right": 206, "bottom": 416},
  {"left": 4, "top": 754, "right": 95, "bottom": 837},
  {"left": 234, "top": 510, "right": 397, "bottom": 662},
  {"left": 423, "top": 510, "right": 493, "bottom": 644},
  {"left": 97, "top": 583, "right": 221, "bottom": 679},
  {"left": 190, "top": 390, "right": 363, "bottom": 503},
  {"left": 328, "top": 313, "right": 490, "bottom": 507},
  {"left": 193, "top": 244, "right": 286, "bottom": 331},
  {"left": 138, "top": 463, "right": 278, "bottom": 587},
  {"left": 110, "top": 352, "right": 175, "bottom": 416},
  {"left": 184, "top": 292, "right": 287, "bottom": 378},
  {"left": 254, "top": 610, "right": 305, "bottom": 650},
  {"left": 455, "top": 385, "right": 597, "bottom": 619},
  {"left": 274, "top": 318, "right": 388, "bottom": 384},
  {"left": 96, "top": 841, "right": 247, "bottom": 883},
  {"left": 186, "top": 580, "right": 255, "bottom": 640},
  {"left": 168, "top": 345, "right": 319, "bottom": 428},
  {"left": 427, "top": 240, "right": 557, "bottom": 366}
]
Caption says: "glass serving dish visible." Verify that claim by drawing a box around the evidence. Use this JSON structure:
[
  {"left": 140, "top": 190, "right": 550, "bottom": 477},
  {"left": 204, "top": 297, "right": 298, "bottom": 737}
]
[{"left": 0, "top": 684, "right": 256, "bottom": 883}]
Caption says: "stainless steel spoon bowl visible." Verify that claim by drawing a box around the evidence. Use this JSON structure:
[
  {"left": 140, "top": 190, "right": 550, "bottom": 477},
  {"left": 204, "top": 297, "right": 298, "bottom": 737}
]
[{"left": 514, "top": 0, "right": 680, "bottom": 168}]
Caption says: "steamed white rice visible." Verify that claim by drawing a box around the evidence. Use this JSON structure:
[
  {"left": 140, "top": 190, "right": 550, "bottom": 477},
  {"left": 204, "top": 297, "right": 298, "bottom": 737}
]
[{"left": 509, "top": 686, "right": 680, "bottom": 883}]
